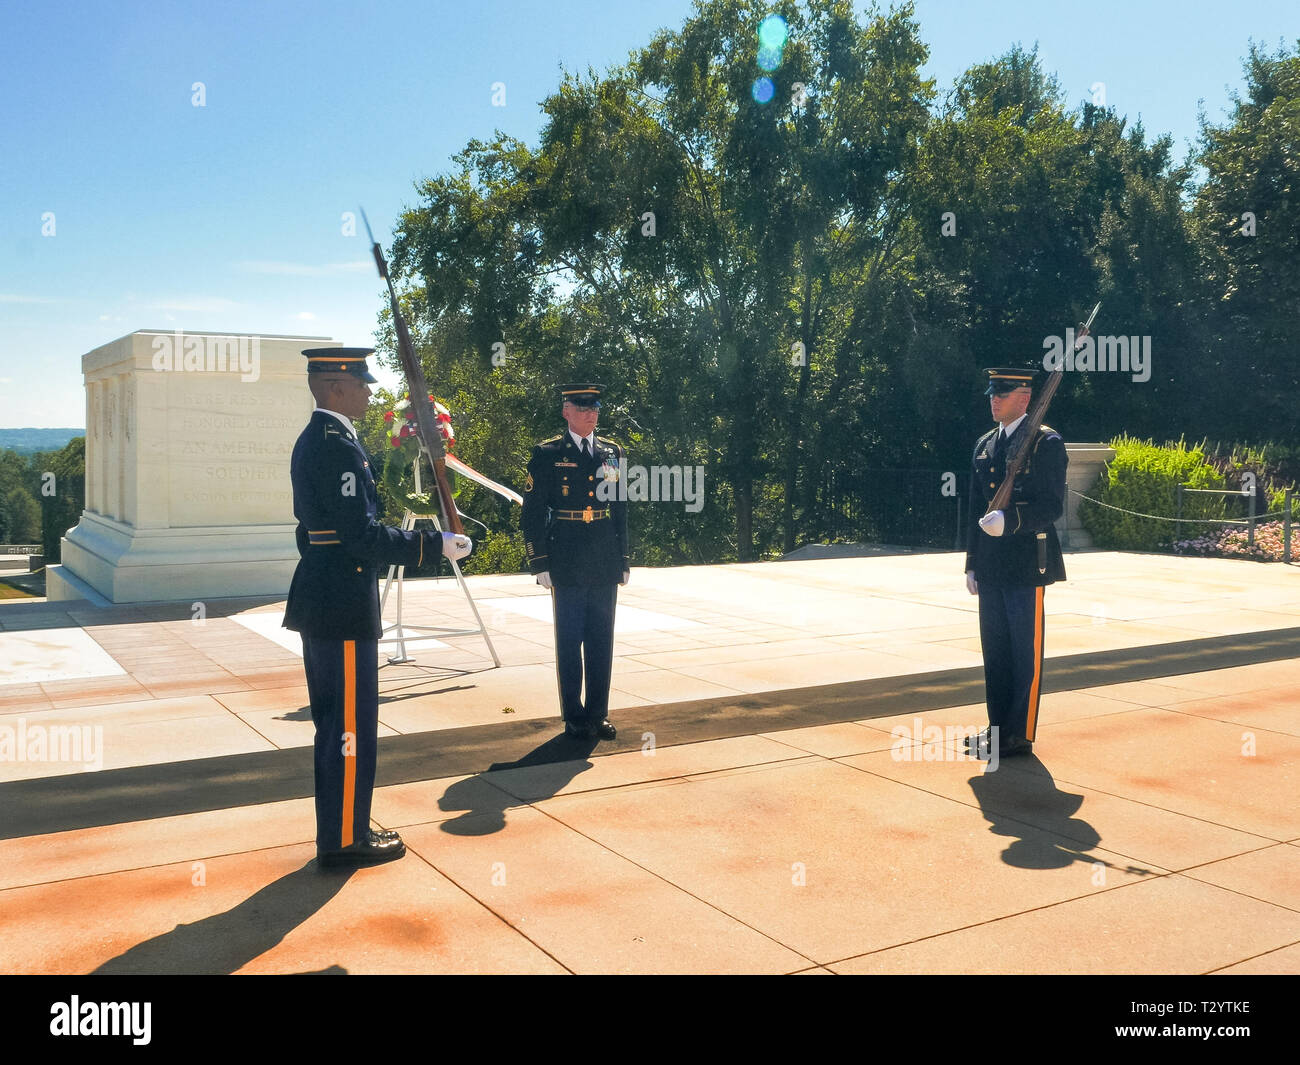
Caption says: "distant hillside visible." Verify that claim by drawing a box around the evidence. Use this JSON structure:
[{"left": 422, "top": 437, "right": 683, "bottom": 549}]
[{"left": 0, "top": 428, "right": 85, "bottom": 455}]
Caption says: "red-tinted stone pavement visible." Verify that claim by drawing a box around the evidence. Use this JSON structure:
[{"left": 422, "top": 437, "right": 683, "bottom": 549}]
[{"left": 1, "top": 553, "right": 1297, "bottom": 973}]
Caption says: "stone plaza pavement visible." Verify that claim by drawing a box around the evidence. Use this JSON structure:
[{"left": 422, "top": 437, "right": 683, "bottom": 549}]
[{"left": 0, "top": 551, "right": 1297, "bottom": 974}]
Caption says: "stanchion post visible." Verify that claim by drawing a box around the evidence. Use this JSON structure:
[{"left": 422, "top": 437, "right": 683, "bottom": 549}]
[{"left": 1285, "top": 488, "right": 1294, "bottom": 564}]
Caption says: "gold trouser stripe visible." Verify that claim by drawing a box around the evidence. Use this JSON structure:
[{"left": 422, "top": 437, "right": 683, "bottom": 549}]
[
  {"left": 342, "top": 640, "right": 356, "bottom": 847},
  {"left": 550, "top": 587, "right": 564, "bottom": 719},
  {"left": 1025, "top": 587, "right": 1044, "bottom": 741}
]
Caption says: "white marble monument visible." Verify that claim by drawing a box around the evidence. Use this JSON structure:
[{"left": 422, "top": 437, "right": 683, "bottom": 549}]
[
  {"left": 1061, "top": 442, "right": 1116, "bottom": 549},
  {"left": 47, "top": 330, "right": 338, "bottom": 603}
]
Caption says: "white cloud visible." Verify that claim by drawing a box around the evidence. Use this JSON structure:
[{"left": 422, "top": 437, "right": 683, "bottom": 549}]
[
  {"left": 0, "top": 293, "right": 55, "bottom": 304},
  {"left": 236, "top": 260, "right": 370, "bottom": 277},
  {"left": 295, "top": 311, "right": 316, "bottom": 320}
]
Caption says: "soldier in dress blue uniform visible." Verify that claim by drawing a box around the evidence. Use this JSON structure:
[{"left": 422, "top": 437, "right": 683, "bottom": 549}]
[
  {"left": 283, "top": 347, "right": 472, "bottom": 867},
  {"left": 520, "top": 384, "right": 630, "bottom": 741},
  {"left": 963, "top": 367, "right": 1067, "bottom": 759}
]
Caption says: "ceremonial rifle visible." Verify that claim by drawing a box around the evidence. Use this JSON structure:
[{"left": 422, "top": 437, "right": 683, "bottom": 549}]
[
  {"left": 986, "top": 301, "right": 1100, "bottom": 516},
  {"left": 361, "top": 207, "right": 464, "bottom": 536}
]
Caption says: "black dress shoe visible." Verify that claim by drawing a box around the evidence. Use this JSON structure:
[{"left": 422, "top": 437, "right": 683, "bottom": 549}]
[
  {"left": 592, "top": 719, "right": 616, "bottom": 741},
  {"left": 962, "top": 729, "right": 993, "bottom": 755},
  {"left": 998, "top": 735, "right": 1034, "bottom": 757},
  {"left": 374, "top": 828, "right": 401, "bottom": 843},
  {"left": 564, "top": 722, "right": 590, "bottom": 738},
  {"left": 318, "top": 829, "right": 406, "bottom": 869}
]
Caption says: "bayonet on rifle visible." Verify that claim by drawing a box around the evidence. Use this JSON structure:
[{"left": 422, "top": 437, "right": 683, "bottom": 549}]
[
  {"left": 986, "top": 302, "right": 1100, "bottom": 515},
  {"left": 361, "top": 206, "right": 464, "bottom": 536}
]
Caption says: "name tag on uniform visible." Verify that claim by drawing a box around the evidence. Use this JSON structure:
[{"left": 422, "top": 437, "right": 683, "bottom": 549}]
[{"left": 554, "top": 461, "right": 577, "bottom": 467}]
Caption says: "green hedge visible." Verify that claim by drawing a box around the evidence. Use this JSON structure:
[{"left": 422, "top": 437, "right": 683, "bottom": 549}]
[{"left": 1079, "top": 436, "right": 1231, "bottom": 551}]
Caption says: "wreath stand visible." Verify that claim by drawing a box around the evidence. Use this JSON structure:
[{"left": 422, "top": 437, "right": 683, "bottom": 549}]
[{"left": 377, "top": 454, "right": 501, "bottom": 668}]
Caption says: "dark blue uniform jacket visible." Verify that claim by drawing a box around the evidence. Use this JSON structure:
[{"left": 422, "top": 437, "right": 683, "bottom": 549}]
[
  {"left": 965, "top": 422, "right": 1068, "bottom": 587},
  {"left": 283, "top": 410, "right": 442, "bottom": 639},
  {"left": 521, "top": 433, "right": 629, "bottom": 586}
]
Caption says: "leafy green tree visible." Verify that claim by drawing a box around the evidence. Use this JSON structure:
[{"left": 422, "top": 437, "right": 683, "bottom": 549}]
[
  {"left": 5, "top": 488, "right": 41, "bottom": 543},
  {"left": 369, "top": 7, "right": 1295, "bottom": 567},
  {"left": 1190, "top": 39, "right": 1300, "bottom": 443},
  {"left": 390, "top": 0, "right": 935, "bottom": 560},
  {"left": 904, "top": 45, "right": 1204, "bottom": 460},
  {"left": 35, "top": 437, "right": 85, "bottom": 563}
]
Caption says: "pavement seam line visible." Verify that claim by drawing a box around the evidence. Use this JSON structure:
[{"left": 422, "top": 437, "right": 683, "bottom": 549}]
[
  {"left": 1156, "top": 703, "right": 1300, "bottom": 739},
  {"left": 820, "top": 873, "right": 1194, "bottom": 971},
  {"left": 525, "top": 799, "right": 820, "bottom": 972},
  {"left": 401, "top": 841, "right": 576, "bottom": 975},
  {"left": 0, "top": 837, "right": 319, "bottom": 893},
  {"left": 1170, "top": 867, "right": 1300, "bottom": 917},
  {"left": 1201, "top": 936, "right": 1300, "bottom": 974},
  {"left": 1025, "top": 770, "right": 1292, "bottom": 845},
  {"left": 828, "top": 754, "right": 1172, "bottom": 876},
  {"left": 847, "top": 740, "right": 1288, "bottom": 859},
  {"left": 485, "top": 751, "right": 815, "bottom": 804}
]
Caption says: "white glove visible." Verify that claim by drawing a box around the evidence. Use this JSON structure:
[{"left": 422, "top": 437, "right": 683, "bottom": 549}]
[
  {"left": 620, "top": 570, "right": 630, "bottom": 586},
  {"left": 441, "top": 532, "right": 473, "bottom": 561},
  {"left": 966, "top": 571, "right": 978, "bottom": 596},
  {"left": 978, "top": 510, "right": 1005, "bottom": 537},
  {"left": 536, "top": 571, "right": 553, "bottom": 589}
]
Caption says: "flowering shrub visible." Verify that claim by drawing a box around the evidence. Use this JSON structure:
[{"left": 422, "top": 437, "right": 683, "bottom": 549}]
[
  {"left": 1080, "top": 436, "right": 1228, "bottom": 551},
  {"left": 1174, "top": 521, "right": 1288, "bottom": 562},
  {"left": 380, "top": 394, "right": 457, "bottom": 510}
]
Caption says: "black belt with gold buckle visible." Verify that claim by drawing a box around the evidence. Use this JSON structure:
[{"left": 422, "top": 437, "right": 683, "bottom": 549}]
[{"left": 554, "top": 507, "right": 609, "bottom": 523}]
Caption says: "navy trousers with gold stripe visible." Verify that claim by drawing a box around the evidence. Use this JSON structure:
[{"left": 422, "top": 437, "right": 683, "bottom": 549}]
[
  {"left": 977, "top": 584, "right": 1045, "bottom": 742},
  {"left": 300, "top": 635, "right": 379, "bottom": 850},
  {"left": 551, "top": 583, "right": 617, "bottom": 728}
]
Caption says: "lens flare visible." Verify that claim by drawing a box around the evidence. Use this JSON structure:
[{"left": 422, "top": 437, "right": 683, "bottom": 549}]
[
  {"left": 758, "top": 14, "right": 788, "bottom": 50},
  {"left": 751, "top": 76, "right": 775, "bottom": 104}
]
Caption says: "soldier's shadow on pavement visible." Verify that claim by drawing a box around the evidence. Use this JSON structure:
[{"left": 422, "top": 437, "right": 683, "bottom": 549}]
[
  {"left": 968, "top": 755, "right": 1153, "bottom": 877},
  {"left": 438, "top": 732, "right": 598, "bottom": 837},
  {"left": 93, "top": 864, "right": 353, "bottom": 975}
]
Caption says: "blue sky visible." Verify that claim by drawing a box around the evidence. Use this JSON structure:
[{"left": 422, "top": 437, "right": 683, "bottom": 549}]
[{"left": 1, "top": 0, "right": 1294, "bottom": 428}]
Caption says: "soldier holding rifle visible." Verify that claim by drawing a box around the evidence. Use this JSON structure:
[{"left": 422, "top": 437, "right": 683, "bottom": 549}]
[{"left": 963, "top": 367, "right": 1068, "bottom": 759}]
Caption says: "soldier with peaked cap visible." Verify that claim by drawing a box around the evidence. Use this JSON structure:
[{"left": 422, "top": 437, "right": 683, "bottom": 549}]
[
  {"left": 283, "top": 346, "right": 472, "bottom": 868},
  {"left": 963, "top": 367, "right": 1067, "bottom": 759},
  {"left": 520, "top": 383, "right": 630, "bottom": 741}
]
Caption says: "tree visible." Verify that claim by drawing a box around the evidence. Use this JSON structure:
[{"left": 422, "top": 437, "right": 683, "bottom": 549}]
[
  {"left": 5, "top": 488, "right": 41, "bottom": 543},
  {"left": 35, "top": 437, "right": 85, "bottom": 563},
  {"left": 389, "top": 0, "right": 934, "bottom": 560},
  {"left": 372, "top": 8, "right": 1294, "bottom": 568},
  {"left": 1190, "top": 39, "right": 1300, "bottom": 443}
]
